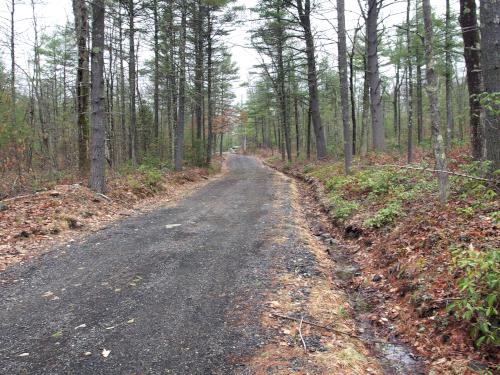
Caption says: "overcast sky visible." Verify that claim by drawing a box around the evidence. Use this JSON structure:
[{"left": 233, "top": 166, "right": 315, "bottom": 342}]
[{"left": 0, "top": 0, "right": 457, "bottom": 101}]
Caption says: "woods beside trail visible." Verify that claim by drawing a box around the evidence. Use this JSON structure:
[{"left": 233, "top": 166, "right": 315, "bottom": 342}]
[{"left": 0, "top": 0, "right": 499, "bottom": 373}]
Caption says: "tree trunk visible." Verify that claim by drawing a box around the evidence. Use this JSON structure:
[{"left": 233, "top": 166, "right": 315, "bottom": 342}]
[
  {"left": 479, "top": 0, "right": 500, "bottom": 169},
  {"left": 337, "top": 0, "right": 352, "bottom": 174},
  {"left": 153, "top": 0, "right": 159, "bottom": 141},
  {"left": 406, "top": 0, "right": 414, "bottom": 163},
  {"left": 175, "top": 2, "right": 187, "bottom": 171},
  {"left": 128, "top": 0, "right": 137, "bottom": 164},
  {"left": 445, "top": 0, "right": 454, "bottom": 149},
  {"left": 296, "top": 0, "right": 327, "bottom": 159},
  {"left": 460, "top": 0, "right": 484, "bottom": 160},
  {"left": 206, "top": 9, "right": 214, "bottom": 165},
  {"left": 360, "top": 54, "right": 370, "bottom": 156},
  {"left": 423, "top": 0, "right": 448, "bottom": 202},
  {"left": 10, "top": 0, "right": 16, "bottom": 130},
  {"left": 349, "top": 30, "right": 358, "bottom": 155},
  {"left": 73, "top": 0, "right": 90, "bottom": 173},
  {"left": 366, "top": 0, "right": 385, "bottom": 151},
  {"left": 89, "top": 0, "right": 106, "bottom": 193}
]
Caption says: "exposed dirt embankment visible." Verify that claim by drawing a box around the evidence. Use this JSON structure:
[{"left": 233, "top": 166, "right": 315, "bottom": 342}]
[{"left": 262, "top": 151, "right": 498, "bottom": 375}]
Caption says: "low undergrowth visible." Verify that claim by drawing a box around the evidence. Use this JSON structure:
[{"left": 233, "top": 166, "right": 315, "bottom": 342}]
[{"left": 265, "top": 148, "right": 499, "bottom": 372}]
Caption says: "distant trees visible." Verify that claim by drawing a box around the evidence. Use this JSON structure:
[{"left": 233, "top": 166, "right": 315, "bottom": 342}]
[{"left": 1, "top": 0, "right": 499, "bottom": 195}]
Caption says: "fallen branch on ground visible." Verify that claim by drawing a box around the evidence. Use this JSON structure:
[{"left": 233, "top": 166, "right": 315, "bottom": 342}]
[
  {"left": 298, "top": 316, "right": 307, "bottom": 352},
  {"left": 270, "top": 312, "right": 388, "bottom": 344},
  {"left": 383, "top": 164, "right": 496, "bottom": 183}
]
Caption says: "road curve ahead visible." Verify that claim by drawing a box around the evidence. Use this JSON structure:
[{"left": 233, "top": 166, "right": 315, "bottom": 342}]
[{"left": 0, "top": 155, "right": 292, "bottom": 375}]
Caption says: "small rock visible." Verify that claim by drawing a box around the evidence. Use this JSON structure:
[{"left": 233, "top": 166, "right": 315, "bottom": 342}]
[
  {"left": 65, "top": 217, "right": 81, "bottom": 229},
  {"left": 372, "top": 274, "right": 383, "bottom": 282},
  {"left": 0, "top": 203, "right": 8, "bottom": 212},
  {"left": 49, "top": 191, "right": 61, "bottom": 197},
  {"left": 344, "top": 225, "right": 363, "bottom": 239},
  {"left": 14, "top": 231, "right": 30, "bottom": 239},
  {"left": 320, "top": 233, "right": 332, "bottom": 240},
  {"left": 18, "top": 353, "right": 29, "bottom": 357}
]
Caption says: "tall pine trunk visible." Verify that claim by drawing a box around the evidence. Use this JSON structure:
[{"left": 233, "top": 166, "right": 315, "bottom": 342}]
[
  {"left": 423, "top": 0, "right": 448, "bottom": 202},
  {"left": 337, "top": 0, "right": 352, "bottom": 174},
  {"left": 89, "top": 0, "right": 106, "bottom": 193},
  {"left": 296, "top": 0, "right": 327, "bottom": 159},
  {"left": 459, "top": 0, "right": 484, "bottom": 160},
  {"left": 366, "top": 0, "right": 385, "bottom": 151},
  {"left": 73, "top": 0, "right": 90, "bottom": 173},
  {"left": 175, "top": 2, "right": 187, "bottom": 171},
  {"left": 479, "top": 0, "right": 500, "bottom": 169}
]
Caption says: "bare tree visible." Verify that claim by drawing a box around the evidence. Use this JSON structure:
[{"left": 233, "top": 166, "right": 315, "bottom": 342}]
[
  {"left": 89, "top": 0, "right": 106, "bottom": 193},
  {"left": 422, "top": 0, "right": 448, "bottom": 202},
  {"left": 337, "top": 0, "right": 352, "bottom": 174}
]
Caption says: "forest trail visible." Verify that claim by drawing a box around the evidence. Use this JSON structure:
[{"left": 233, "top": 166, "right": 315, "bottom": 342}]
[{"left": 0, "top": 154, "right": 303, "bottom": 374}]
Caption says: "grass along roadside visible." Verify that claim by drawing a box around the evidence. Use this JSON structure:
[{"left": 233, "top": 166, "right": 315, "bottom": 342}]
[{"left": 0, "top": 157, "right": 224, "bottom": 272}]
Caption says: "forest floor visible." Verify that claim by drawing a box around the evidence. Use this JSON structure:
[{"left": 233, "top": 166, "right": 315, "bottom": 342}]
[
  {"left": 261, "top": 146, "right": 499, "bottom": 375},
  {"left": 0, "top": 159, "right": 224, "bottom": 271}
]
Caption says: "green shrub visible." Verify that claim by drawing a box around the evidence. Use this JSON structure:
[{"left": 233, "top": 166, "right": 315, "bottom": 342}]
[
  {"left": 364, "top": 201, "right": 402, "bottom": 228},
  {"left": 356, "top": 168, "right": 404, "bottom": 196},
  {"left": 137, "top": 164, "right": 163, "bottom": 188},
  {"left": 447, "top": 245, "right": 499, "bottom": 347},
  {"left": 330, "top": 193, "right": 360, "bottom": 221}
]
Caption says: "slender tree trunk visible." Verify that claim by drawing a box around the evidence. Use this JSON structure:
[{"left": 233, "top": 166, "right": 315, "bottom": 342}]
[
  {"left": 445, "top": 0, "right": 454, "bottom": 149},
  {"left": 89, "top": 0, "right": 106, "bottom": 193},
  {"left": 175, "top": 1, "right": 187, "bottom": 171},
  {"left": 206, "top": 10, "right": 214, "bottom": 165},
  {"left": 73, "top": 0, "right": 90, "bottom": 173},
  {"left": 406, "top": 0, "right": 414, "bottom": 163},
  {"left": 128, "top": 0, "right": 137, "bottom": 164},
  {"left": 393, "top": 62, "right": 400, "bottom": 144},
  {"left": 348, "top": 31, "right": 358, "bottom": 155},
  {"left": 118, "top": 6, "right": 127, "bottom": 163},
  {"left": 337, "top": 0, "right": 352, "bottom": 174},
  {"left": 360, "top": 54, "right": 370, "bottom": 156},
  {"left": 194, "top": 0, "right": 204, "bottom": 142},
  {"left": 306, "top": 104, "right": 312, "bottom": 159},
  {"left": 366, "top": 0, "right": 385, "bottom": 151},
  {"left": 153, "top": 0, "right": 159, "bottom": 141},
  {"left": 10, "top": 0, "right": 16, "bottom": 129},
  {"left": 480, "top": 0, "right": 500, "bottom": 169},
  {"left": 423, "top": 0, "right": 448, "bottom": 202},
  {"left": 294, "top": 91, "right": 300, "bottom": 159},
  {"left": 296, "top": 0, "right": 327, "bottom": 159}
]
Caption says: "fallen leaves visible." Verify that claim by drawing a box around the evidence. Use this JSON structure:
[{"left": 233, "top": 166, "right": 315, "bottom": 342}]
[{"left": 0, "top": 162, "right": 222, "bottom": 272}]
